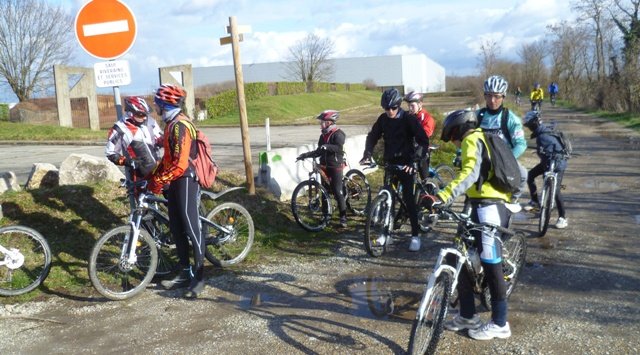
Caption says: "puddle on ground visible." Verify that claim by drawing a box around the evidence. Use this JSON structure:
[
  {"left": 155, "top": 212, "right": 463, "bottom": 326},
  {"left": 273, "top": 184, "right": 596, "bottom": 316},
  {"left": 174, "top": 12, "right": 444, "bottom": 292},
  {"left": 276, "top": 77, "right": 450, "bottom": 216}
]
[
  {"left": 634, "top": 215, "right": 640, "bottom": 225},
  {"left": 345, "top": 274, "right": 420, "bottom": 321}
]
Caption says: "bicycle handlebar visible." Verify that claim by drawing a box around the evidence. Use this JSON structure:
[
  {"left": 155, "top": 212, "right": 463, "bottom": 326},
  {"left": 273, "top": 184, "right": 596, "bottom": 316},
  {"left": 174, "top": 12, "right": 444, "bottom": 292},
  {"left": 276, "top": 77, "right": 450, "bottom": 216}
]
[{"left": 436, "top": 206, "right": 514, "bottom": 236}]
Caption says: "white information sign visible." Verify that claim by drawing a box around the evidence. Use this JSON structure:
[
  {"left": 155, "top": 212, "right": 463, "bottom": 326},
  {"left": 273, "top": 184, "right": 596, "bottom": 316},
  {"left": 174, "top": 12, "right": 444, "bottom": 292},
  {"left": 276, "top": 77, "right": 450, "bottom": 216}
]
[{"left": 94, "top": 60, "right": 131, "bottom": 87}]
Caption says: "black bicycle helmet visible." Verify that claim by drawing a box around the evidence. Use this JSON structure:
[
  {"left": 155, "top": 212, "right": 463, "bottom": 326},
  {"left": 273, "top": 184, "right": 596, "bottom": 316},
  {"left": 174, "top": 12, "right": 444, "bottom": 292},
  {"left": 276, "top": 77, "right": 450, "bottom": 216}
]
[
  {"left": 523, "top": 110, "right": 541, "bottom": 129},
  {"left": 441, "top": 110, "right": 478, "bottom": 142},
  {"left": 380, "top": 88, "right": 403, "bottom": 109}
]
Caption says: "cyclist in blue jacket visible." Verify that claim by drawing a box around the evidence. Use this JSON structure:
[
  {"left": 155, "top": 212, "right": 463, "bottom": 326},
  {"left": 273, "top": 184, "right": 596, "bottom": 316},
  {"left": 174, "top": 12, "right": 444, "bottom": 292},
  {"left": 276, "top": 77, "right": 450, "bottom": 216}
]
[
  {"left": 477, "top": 75, "right": 528, "bottom": 202},
  {"left": 522, "top": 111, "right": 568, "bottom": 229}
]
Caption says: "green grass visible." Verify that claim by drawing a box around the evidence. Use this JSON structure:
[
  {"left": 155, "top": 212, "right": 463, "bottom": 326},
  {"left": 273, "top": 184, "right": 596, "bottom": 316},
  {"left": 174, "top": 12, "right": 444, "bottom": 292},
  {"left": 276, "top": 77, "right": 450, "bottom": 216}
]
[
  {"left": 0, "top": 121, "right": 107, "bottom": 141},
  {"left": 203, "top": 90, "right": 381, "bottom": 125}
]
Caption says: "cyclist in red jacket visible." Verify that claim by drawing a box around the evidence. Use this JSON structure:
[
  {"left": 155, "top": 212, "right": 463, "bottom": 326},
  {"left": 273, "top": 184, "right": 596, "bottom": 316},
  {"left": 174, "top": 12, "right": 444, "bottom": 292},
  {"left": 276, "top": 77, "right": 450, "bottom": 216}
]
[{"left": 404, "top": 91, "right": 436, "bottom": 182}]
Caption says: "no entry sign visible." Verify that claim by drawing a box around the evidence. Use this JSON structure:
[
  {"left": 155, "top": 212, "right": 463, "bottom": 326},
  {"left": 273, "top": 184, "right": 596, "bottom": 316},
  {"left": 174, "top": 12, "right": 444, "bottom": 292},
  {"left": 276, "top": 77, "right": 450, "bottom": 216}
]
[{"left": 74, "top": 0, "right": 137, "bottom": 60}]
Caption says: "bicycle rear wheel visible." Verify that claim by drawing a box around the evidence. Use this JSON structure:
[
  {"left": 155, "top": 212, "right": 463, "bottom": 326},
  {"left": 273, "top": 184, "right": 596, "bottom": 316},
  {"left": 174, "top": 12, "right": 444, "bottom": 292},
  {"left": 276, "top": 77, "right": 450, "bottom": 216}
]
[
  {"left": 204, "top": 202, "right": 255, "bottom": 267},
  {"left": 481, "top": 231, "right": 527, "bottom": 311},
  {"left": 364, "top": 194, "right": 391, "bottom": 257},
  {"left": 291, "top": 180, "right": 331, "bottom": 232},
  {"left": 408, "top": 271, "right": 452, "bottom": 355},
  {"left": 343, "top": 169, "right": 371, "bottom": 216},
  {"left": 538, "top": 181, "right": 554, "bottom": 236},
  {"left": 0, "top": 226, "right": 51, "bottom": 296},
  {"left": 433, "top": 164, "right": 456, "bottom": 188},
  {"left": 88, "top": 226, "right": 158, "bottom": 300}
]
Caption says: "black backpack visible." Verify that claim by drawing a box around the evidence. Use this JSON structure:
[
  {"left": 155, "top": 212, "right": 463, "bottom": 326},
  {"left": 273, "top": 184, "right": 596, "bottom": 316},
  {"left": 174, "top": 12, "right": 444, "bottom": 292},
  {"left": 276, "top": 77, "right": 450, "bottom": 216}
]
[
  {"left": 478, "top": 133, "right": 522, "bottom": 194},
  {"left": 547, "top": 128, "right": 572, "bottom": 158}
]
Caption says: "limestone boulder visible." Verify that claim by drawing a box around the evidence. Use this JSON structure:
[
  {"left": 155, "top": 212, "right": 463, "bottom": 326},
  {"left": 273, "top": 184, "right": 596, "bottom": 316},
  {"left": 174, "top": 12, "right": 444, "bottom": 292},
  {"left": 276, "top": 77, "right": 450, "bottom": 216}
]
[
  {"left": 59, "top": 153, "right": 124, "bottom": 186},
  {"left": 26, "top": 163, "right": 60, "bottom": 189},
  {"left": 0, "top": 171, "right": 21, "bottom": 194}
]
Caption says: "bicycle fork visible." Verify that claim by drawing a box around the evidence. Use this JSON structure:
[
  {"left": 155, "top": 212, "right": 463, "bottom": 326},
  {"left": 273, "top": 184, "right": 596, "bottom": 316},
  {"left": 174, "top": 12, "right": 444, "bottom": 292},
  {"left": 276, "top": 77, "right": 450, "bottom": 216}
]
[
  {"left": 121, "top": 213, "right": 144, "bottom": 268},
  {"left": 0, "top": 244, "right": 24, "bottom": 270},
  {"left": 416, "top": 248, "right": 464, "bottom": 318}
]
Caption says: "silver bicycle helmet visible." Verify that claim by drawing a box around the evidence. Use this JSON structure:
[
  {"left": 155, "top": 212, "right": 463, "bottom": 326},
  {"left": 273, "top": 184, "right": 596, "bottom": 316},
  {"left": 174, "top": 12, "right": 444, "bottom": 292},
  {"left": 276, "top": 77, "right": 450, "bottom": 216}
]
[
  {"left": 404, "top": 91, "right": 423, "bottom": 103},
  {"left": 483, "top": 75, "right": 509, "bottom": 96}
]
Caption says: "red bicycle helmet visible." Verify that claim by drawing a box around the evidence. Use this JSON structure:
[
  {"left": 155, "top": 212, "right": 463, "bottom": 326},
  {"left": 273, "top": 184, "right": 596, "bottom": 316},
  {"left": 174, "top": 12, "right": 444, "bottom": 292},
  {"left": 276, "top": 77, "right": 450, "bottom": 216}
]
[
  {"left": 123, "top": 96, "right": 150, "bottom": 116},
  {"left": 316, "top": 110, "right": 339, "bottom": 122},
  {"left": 154, "top": 84, "right": 186, "bottom": 106}
]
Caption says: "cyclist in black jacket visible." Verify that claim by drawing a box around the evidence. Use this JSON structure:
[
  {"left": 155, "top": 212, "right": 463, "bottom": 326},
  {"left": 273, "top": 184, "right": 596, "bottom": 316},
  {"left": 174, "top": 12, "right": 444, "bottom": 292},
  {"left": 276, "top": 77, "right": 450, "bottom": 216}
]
[
  {"left": 297, "top": 110, "right": 348, "bottom": 227},
  {"left": 360, "top": 88, "right": 429, "bottom": 251}
]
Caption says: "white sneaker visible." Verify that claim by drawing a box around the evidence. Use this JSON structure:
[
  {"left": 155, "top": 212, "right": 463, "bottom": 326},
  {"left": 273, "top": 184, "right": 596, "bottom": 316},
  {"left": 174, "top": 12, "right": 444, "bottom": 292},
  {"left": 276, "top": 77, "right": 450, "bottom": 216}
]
[
  {"left": 468, "top": 320, "right": 511, "bottom": 340},
  {"left": 555, "top": 217, "right": 568, "bottom": 229},
  {"left": 444, "top": 314, "right": 482, "bottom": 331},
  {"left": 523, "top": 201, "right": 539, "bottom": 212},
  {"left": 375, "top": 235, "right": 386, "bottom": 246},
  {"left": 408, "top": 236, "right": 421, "bottom": 252}
]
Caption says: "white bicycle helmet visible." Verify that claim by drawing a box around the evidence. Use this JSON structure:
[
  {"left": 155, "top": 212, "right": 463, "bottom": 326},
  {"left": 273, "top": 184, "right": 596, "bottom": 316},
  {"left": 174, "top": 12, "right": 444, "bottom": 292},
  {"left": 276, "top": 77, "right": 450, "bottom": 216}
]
[{"left": 483, "top": 75, "right": 509, "bottom": 96}]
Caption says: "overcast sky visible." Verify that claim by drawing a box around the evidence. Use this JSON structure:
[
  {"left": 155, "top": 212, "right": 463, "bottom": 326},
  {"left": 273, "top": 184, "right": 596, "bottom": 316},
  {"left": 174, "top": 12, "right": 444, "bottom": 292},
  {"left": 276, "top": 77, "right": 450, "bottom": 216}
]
[{"left": 1, "top": 0, "right": 577, "bottom": 102}]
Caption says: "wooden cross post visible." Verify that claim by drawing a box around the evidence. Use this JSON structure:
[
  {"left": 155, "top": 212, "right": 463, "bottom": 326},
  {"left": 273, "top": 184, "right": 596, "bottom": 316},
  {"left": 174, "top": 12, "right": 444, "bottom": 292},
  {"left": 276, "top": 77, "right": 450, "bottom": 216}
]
[{"left": 220, "top": 16, "right": 255, "bottom": 195}]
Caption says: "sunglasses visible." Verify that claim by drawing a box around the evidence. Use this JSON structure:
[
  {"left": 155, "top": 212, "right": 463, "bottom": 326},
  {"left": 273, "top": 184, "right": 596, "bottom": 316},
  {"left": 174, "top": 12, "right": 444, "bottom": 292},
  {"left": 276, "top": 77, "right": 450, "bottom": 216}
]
[{"left": 385, "top": 106, "right": 399, "bottom": 111}]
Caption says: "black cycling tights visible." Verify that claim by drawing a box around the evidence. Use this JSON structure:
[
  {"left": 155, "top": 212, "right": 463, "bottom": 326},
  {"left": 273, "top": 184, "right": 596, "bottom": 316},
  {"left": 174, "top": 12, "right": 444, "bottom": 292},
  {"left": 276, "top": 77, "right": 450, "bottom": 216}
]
[{"left": 167, "top": 176, "right": 204, "bottom": 281}]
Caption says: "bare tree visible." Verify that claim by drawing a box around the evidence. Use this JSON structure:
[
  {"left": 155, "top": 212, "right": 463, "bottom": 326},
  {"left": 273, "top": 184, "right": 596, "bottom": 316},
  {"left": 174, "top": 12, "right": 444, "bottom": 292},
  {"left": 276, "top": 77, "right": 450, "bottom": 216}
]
[
  {"left": 0, "top": 0, "right": 74, "bottom": 101},
  {"left": 285, "top": 33, "right": 335, "bottom": 93},
  {"left": 611, "top": 0, "right": 640, "bottom": 112},
  {"left": 477, "top": 39, "right": 501, "bottom": 78},
  {"left": 517, "top": 41, "right": 547, "bottom": 91},
  {"left": 572, "top": 0, "right": 614, "bottom": 82}
]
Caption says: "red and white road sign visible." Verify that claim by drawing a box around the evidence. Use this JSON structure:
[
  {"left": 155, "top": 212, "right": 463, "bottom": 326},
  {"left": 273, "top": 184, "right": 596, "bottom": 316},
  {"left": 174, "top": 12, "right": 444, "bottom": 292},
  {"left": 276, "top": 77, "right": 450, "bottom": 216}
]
[{"left": 74, "top": 0, "right": 137, "bottom": 60}]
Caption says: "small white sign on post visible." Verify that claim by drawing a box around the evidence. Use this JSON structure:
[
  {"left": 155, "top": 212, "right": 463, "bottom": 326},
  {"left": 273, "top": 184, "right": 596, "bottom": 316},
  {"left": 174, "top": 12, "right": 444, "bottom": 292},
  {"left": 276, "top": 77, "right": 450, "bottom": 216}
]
[{"left": 94, "top": 60, "right": 131, "bottom": 88}]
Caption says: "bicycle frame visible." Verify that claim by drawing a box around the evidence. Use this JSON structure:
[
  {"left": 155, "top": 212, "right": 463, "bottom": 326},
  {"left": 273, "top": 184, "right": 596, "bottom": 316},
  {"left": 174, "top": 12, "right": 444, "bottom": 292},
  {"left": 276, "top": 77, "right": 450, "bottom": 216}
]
[{"left": 540, "top": 159, "right": 558, "bottom": 211}]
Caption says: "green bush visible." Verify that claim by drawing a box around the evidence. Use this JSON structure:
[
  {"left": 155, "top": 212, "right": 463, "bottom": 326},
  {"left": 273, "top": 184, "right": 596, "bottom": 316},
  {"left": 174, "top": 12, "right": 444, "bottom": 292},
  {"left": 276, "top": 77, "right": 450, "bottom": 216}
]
[{"left": 0, "top": 103, "right": 8, "bottom": 121}]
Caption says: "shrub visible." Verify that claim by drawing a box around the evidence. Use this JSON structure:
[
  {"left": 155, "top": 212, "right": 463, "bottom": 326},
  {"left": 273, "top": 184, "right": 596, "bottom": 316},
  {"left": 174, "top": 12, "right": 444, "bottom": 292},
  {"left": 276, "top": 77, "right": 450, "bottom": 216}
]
[{"left": 0, "top": 104, "right": 8, "bottom": 121}]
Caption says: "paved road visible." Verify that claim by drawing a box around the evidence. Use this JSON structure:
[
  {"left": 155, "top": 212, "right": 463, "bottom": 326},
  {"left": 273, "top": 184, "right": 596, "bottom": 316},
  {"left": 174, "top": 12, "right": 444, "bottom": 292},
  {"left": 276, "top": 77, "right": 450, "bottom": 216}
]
[{"left": 0, "top": 125, "right": 371, "bottom": 185}]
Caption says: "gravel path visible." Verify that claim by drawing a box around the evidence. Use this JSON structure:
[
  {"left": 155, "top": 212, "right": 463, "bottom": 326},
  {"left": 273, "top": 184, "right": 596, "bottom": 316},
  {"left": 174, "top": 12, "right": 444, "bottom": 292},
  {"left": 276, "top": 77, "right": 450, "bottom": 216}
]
[{"left": 1, "top": 106, "right": 639, "bottom": 354}]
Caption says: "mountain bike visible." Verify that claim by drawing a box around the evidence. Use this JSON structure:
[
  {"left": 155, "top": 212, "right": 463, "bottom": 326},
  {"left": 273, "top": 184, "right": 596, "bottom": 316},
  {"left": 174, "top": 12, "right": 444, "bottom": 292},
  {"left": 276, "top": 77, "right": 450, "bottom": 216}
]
[
  {"left": 537, "top": 153, "right": 563, "bottom": 237},
  {"left": 0, "top": 225, "right": 51, "bottom": 296},
  {"left": 88, "top": 180, "right": 254, "bottom": 300},
  {"left": 291, "top": 157, "right": 371, "bottom": 232},
  {"left": 550, "top": 93, "right": 557, "bottom": 107},
  {"left": 531, "top": 100, "right": 542, "bottom": 112},
  {"left": 407, "top": 206, "right": 526, "bottom": 354},
  {"left": 424, "top": 145, "right": 456, "bottom": 190}
]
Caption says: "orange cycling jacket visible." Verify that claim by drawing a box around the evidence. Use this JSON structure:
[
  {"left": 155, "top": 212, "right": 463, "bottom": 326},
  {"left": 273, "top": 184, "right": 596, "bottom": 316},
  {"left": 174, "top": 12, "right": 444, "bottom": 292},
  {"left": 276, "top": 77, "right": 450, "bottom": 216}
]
[{"left": 148, "top": 114, "right": 196, "bottom": 193}]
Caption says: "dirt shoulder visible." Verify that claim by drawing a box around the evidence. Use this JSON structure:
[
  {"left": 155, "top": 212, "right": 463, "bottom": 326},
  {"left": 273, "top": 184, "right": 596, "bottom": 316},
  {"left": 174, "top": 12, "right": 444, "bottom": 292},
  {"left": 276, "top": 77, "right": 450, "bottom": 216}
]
[{"left": 1, "top": 105, "right": 639, "bottom": 354}]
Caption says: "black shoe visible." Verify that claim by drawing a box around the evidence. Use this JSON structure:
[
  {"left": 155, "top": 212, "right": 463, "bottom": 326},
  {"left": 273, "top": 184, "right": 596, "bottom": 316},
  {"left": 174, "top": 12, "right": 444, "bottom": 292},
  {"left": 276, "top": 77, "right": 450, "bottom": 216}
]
[
  {"left": 339, "top": 216, "right": 348, "bottom": 228},
  {"left": 161, "top": 268, "right": 191, "bottom": 290},
  {"left": 183, "top": 278, "right": 205, "bottom": 299}
]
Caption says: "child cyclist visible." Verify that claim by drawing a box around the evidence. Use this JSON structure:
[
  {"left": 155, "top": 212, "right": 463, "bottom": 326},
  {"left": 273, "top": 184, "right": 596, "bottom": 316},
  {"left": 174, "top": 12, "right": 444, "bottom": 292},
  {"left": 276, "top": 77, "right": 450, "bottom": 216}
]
[
  {"left": 425, "top": 109, "right": 513, "bottom": 340},
  {"left": 522, "top": 111, "right": 568, "bottom": 229},
  {"left": 296, "top": 110, "right": 348, "bottom": 228}
]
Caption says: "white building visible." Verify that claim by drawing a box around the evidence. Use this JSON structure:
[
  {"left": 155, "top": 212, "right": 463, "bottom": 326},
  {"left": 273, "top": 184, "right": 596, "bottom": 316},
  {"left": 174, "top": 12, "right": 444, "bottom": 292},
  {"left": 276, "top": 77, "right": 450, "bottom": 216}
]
[{"left": 193, "top": 53, "right": 445, "bottom": 94}]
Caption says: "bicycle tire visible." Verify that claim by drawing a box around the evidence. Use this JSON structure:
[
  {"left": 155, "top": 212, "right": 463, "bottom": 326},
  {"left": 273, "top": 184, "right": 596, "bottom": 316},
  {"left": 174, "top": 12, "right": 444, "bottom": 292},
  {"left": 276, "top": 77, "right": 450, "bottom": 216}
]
[
  {"left": 433, "top": 164, "right": 456, "bottom": 189},
  {"left": 0, "top": 226, "right": 52, "bottom": 296},
  {"left": 538, "top": 180, "right": 554, "bottom": 236},
  {"left": 291, "top": 180, "right": 331, "bottom": 232},
  {"left": 408, "top": 271, "right": 452, "bottom": 355},
  {"left": 204, "top": 202, "right": 255, "bottom": 267},
  {"left": 141, "top": 215, "right": 178, "bottom": 277},
  {"left": 343, "top": 169, "right": 371, "bottom": 216},
  {"left": 364, "top": 194, "right": 391, "bottom": 257},
  {"left": 481, "top": 231, "right": 527, "bottom": 311},
  {"left": 88, "top": 226, "right": 158, "bottom": 301}
]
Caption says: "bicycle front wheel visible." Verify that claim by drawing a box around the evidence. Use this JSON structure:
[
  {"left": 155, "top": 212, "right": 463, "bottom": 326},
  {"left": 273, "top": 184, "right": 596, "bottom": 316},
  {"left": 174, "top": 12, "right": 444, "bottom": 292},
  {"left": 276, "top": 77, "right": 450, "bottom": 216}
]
[
  {"left": 408, "top": 271, "right": 452, "bottom": 355},
  {"left": 291, "top": 180, "right": 331, "bottom": 232},
  {"left": 538, "top": 181, "right": 554, "bottom": 236},
  {"left": 433, "top": 164, "right": 456, "bottom": 189},
  {"left": 364, "top": 194, "right": 391, "bottom": 257},
  {"left": 0, "top": 226, "right": 51, "bottom": 296},
  {"left": 343, "top": 169, "right": 371, "bottom": 216},
  {"left": 503, "top": 232, "right": 527, "bottom": 297},
  {"left": 88, "top": 226, "right": 158, "bottom": 300},
  {"left": 204, "top": 202, "right": 255, "bottom": 267}
]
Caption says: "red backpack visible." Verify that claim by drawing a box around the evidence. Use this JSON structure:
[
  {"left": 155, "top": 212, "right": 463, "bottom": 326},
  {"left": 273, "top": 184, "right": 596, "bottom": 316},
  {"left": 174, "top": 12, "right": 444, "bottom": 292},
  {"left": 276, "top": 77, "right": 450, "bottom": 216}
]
[
  {"left": 171, "top": 118, "right": 218, "bottom": 189},
  {"left": 191, "top": 129, "right": 218, "bottom": 189}
]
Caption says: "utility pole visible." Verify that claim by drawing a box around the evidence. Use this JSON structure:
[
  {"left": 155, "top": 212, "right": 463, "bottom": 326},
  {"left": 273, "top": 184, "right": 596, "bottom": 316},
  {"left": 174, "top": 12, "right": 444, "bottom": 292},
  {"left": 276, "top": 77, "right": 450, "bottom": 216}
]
[{"left": 220, "top": 16, "right": 254, "bottom": 194}]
